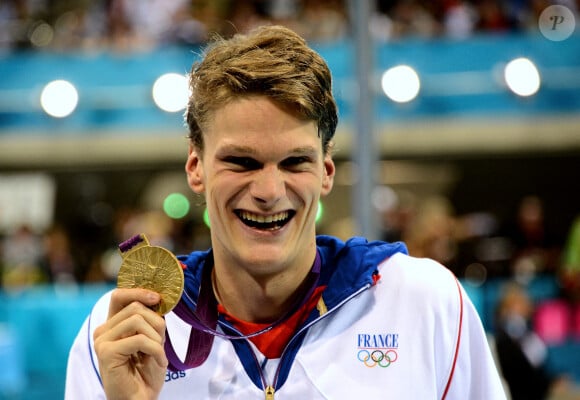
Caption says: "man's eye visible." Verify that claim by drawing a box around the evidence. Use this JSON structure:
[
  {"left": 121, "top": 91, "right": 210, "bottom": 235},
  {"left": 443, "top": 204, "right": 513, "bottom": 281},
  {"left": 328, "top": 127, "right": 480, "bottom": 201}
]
[
  {"left": 282, "top": 156, "right": 310, "bottom": 169},
  {"left": 224, "top": 156, "right": 260, "bottom": 170}
]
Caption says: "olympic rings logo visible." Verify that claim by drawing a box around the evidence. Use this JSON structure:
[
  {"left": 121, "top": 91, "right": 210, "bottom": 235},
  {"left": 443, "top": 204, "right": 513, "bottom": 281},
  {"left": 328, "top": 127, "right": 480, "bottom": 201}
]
[{"left": 357, "top": 349, "right": 398, "bottom": 368}]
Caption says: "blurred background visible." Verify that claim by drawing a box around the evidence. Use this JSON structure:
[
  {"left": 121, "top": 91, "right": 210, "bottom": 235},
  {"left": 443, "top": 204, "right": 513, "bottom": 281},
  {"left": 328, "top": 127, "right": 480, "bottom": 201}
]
[{"left": 1, "top": 0, "right": 580, "bottom": 399}]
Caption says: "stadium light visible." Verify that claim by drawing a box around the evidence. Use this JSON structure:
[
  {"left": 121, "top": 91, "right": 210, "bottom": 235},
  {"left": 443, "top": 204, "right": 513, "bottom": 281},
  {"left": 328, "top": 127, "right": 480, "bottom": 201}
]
[
  {"left": 504, "top": 57, "right": 541, "bottom": 97},
  {"left": 40, "top": 80, "right": 79, "bottom": 118},
  {"left": 152, "top": 73, "right": 189, "bottom": 112},
  {"left": 381, "top": 65, "right": 421, "bottom": 103}
]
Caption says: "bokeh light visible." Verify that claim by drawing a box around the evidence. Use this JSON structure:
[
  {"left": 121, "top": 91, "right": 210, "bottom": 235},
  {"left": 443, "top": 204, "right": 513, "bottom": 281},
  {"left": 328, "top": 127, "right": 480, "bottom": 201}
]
[
  {"left": 316, "top": 201, "right": 324, "bottom": 224},
  {"left": 163, "top": 193, "right": 190, "bottom": 219},
  {"left": 203, "top": 208, "right": 211, "bottom": 228},
  {"left": 40, "top": 80, "right": 79, "bottom": 118},
  {"left": 381, "top": 65, "right": 421, "bottom": 103},
  {"left": 504, "top": 57, "right": 541, "bottom": 97},
  {"left": 152, "top": 73, "right": 189, "bottom": 112}
]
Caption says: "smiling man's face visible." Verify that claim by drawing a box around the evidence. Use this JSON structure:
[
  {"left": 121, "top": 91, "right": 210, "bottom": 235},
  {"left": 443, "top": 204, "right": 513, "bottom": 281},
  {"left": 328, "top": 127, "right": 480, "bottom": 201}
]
[{"left": 186, "top": 96, "right": 335, "bottom": 279}]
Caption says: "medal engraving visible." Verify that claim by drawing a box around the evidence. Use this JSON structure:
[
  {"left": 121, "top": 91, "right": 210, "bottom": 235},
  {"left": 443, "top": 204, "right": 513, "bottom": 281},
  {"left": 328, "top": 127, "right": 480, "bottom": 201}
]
[{"left": 117, "top": 234, "right": 184, "bottom": 315}]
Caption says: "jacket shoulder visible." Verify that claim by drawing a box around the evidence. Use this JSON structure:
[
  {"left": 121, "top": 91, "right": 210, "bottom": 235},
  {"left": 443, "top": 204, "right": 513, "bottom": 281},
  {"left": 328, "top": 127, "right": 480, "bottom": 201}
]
[{"left": 380, "top": 253, "right": 460, "bottom": 303}]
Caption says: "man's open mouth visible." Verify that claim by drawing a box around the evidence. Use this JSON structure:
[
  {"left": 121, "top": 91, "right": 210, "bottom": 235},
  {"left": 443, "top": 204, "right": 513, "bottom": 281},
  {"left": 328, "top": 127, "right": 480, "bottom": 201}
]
[{"left": 235, "top": 210, "right": 295, "bottom": 230}]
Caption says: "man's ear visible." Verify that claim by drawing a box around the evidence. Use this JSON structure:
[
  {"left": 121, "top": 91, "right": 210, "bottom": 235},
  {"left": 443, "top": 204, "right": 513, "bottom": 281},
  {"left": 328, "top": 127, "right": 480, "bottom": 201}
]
[
  {"left": 185, "top": 145, "right": 205, "bottom": 194},
  {"left": 321, "top": 154, "right": 335, "bottom": 196}
]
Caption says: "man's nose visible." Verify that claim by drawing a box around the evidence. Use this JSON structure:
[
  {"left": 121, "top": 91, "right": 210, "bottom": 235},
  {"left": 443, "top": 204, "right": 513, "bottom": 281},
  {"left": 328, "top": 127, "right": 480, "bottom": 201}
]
[{"left": 250, "top": 165, "right": 286, "bottom": 205}]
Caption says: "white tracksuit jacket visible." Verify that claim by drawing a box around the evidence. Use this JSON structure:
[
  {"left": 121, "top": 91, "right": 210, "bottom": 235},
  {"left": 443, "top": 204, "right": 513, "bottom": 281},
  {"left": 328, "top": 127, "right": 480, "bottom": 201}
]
[{"left": 65, "top": 235, "right": 507, "bottom": 399}]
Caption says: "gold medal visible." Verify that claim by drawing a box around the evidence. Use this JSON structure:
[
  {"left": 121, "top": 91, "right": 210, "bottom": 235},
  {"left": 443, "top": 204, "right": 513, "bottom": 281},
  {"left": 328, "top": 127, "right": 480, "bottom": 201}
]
[{"left": 117, "top": 233, "right": 184, "bottom": 315}]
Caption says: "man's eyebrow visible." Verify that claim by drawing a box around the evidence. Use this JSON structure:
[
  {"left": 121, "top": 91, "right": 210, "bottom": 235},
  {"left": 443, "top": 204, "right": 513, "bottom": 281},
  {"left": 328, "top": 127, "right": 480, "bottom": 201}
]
[
  {"left": 217, "top": 144, "right": 256, "bottom": 155},
  {"left": 217, "top": 144, "right": 319, "bottom": 156},
  {"left": 289, "top": 146, "right": 319, "bottom": 156}
]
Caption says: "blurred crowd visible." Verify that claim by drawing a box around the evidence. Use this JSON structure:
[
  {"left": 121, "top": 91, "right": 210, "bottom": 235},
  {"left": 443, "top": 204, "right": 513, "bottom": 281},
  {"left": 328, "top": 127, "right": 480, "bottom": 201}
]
[
  {"left": 1, "top": 0, "right": 579, "bottom": 53},
  {"left": 405, "top": 194, "right": 560, "bottom": 282},
  {"left": 0, "top": 207, "right": 209, "bottom": 288},
  {"left": 374, "top": 191, "right": 580, "bottom": 303}
]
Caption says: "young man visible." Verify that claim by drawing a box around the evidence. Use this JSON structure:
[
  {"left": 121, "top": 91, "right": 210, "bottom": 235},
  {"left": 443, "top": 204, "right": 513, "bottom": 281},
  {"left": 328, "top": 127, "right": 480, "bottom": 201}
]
[{"left": 65, "top": 25, "right": 506, "bottom": 399}]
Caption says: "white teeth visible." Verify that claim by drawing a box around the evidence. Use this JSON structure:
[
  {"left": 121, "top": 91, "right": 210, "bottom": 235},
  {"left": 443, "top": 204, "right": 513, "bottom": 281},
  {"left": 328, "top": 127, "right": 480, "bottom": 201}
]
[{"left": 240, "top": 211, "right": 289, "bottom": 223}]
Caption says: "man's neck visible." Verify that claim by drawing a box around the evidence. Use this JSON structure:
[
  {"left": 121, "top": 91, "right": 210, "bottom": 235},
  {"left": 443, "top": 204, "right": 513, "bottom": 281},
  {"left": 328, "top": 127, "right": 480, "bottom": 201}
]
[{"left": 211, "top": 254, "right": 317, "bottom": 323}]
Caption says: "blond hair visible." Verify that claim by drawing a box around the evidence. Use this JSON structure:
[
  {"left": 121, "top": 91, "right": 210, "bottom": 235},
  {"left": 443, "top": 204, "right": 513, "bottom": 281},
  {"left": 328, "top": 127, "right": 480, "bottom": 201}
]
[{"left": 185, "top": 25, "right": 337, "bottom": 155}]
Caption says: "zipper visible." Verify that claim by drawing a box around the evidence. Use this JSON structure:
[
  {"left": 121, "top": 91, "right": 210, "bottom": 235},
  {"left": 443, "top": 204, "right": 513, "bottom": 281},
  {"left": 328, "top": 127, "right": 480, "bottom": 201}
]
[
  {"left": 228, "top": 283, "right": 373, "bottom": 397},
  {"left": 269, "top": 283, "right": 372, "bottom": 389},
  {"left": 265, "top": 385, "right": 275, "bottom": 399}
]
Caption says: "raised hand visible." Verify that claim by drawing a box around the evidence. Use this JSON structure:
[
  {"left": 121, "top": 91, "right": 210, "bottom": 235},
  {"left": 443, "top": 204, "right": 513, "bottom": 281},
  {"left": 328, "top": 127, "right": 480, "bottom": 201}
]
[{"left": 94, "top": 288, "right": 168, "bottom": 400}]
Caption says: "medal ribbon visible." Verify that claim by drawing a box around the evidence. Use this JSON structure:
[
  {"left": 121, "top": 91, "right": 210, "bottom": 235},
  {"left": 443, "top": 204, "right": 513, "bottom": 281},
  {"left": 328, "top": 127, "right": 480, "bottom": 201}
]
[{"left": 164, "top": 251, "right": 322, "bottom": 371}]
